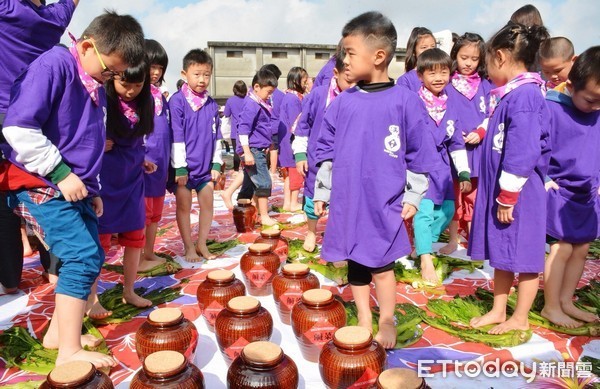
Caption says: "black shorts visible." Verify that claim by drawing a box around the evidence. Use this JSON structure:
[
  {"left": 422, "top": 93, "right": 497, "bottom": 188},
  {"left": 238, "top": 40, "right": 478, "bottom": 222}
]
[{"left": 347, "top": 260, "right": 396, "bottom": 286}]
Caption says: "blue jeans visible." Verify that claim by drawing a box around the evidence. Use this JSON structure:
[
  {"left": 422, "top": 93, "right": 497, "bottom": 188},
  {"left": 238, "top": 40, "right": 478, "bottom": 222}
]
[
  {"left": 244, "top": 147, "right": 272, "bottom": 197},
  {"left": 413, "top": 199, "right": 455, "bottom": 256},
  {"left": 15, "top": 191, "right": 104, "bottom": 300}
]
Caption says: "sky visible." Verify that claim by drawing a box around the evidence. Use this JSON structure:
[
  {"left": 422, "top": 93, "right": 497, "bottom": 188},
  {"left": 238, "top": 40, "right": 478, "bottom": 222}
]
[{"left": 60, "top": 0, "right": 600, "bottom": 91}]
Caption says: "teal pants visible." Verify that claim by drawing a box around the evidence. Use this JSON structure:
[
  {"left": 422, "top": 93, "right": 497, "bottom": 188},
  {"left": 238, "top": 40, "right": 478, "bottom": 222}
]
[{"left": 413, "top": 199, "right": 455, "bottom": 256}]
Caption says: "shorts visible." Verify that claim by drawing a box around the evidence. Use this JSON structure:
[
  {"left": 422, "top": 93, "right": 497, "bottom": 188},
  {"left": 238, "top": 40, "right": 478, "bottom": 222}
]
[
  {"left": 303, "top": 196, "right": 319, "bottom": 220},
  {"left": 99, "top": 229, "right": 145, "bottom": 253},
  {"left": 186, "top": 180, "right": 211, "bottom": 193},
  {"left": 286, "top": 167, "right": 304, "bottom": 191},
  {"left": 145, "top": 196, "right": 165, "bottom": 224},
  {"left": 347, "top": 259, "right": 396, "bottom": 286},
  {"left": 452, "top": 178, "right": 478, "bottom": 222},
  {"left": 244, "top": 147, "right": 272, "bottom": 197},
  {"left": 546, "top": 234, "right": 559, "bottom": 245}
]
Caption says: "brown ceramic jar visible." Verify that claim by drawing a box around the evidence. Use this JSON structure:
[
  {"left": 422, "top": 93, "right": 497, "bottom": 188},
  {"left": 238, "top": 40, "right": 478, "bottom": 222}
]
[
  {"left": 233, "top": 199, "right": 257, "bottom": 233},
  {"left": 272, "top": 263, "right": 320, "bottom": 325},
  {"left": 319, "top": 326, "right": 387, "bottom": 389},
  {"left": 40, "top": 361, "right": 114, "bottom": 389},
  {"left": 376, "top": 368, "right": 429, "bottom": 389},
  {"left": 215, "top": 296, "right": 274, "bottom": 363},
  {"left": 130, "top": 350, "right": 205, "bottom": 388},
  {"left": 227, "top": 341, "right": 299, "bottom": 389},
  {"left": 196, "top": 269, "right": 246, "bottom": 331},
  {"left": 240, "top": 243, "right": 280, "bottom": 296},
  {"left": 135, "top": 308, "right": 198, "bottom": 362},
  {"left": 290, "top": 289, "right": 346, "bottom": 362},
  {"left": 254, "top": 229, "right": 288, "bottom": 257}
]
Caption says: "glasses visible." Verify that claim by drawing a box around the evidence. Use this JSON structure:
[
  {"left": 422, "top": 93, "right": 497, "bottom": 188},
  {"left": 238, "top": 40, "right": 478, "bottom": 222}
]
[{"left": 88, "top": 38, "right": 123, "bottom": 81}]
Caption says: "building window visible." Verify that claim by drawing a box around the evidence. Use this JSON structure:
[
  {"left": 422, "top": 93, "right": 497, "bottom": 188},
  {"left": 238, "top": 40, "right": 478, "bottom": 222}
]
[
  {"left": 315, "top": 52, "right": 330, "bottom": 60},
  {"left": 226, "top": 50, "right": 243, "bottom": 58},
  {"left": 396, "top": 55, "right": 403, "bottom": 62},
  {"left": 272, "top": 51, "right": 288, "bottom": 59}
]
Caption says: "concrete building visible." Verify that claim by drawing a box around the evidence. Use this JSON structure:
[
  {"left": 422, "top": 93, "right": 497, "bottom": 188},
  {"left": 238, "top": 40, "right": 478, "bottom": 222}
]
[{"left": 207, "top": 41, "right": 407, "bottom": 104}]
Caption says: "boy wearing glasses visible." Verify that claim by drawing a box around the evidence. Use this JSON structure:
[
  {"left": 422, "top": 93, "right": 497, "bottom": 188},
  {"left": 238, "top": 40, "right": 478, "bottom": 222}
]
[{"left": 1, "top": 11, "right": 145, "bottom": 368}]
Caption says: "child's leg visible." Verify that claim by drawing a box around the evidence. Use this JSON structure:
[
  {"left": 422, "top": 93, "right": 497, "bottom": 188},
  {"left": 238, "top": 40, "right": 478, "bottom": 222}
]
[
  {"left": 21, "top": 224, "right": 33, "bottom": 257},
  {"left": 372, "top": 268, "right": 398, "bottom": 349},
  {"left": 196, "top": 182, "right": 216, "bottom": 260},
  {"left": 487, "top": 272, "right": 538, "bottom": 334},
  {"left": 0, "top": 193, "right": 23, "bottom": 294},
  {"left": 288, "top": 168, "right": 304, "bottom": 212},
  {"left": 86, "top": 234, "right": 113, "bottom": 320},
  {"left": 440, "top": 220, "right": 459, "bottom": 254},
  {"left": 175, "top": 185, "right": 201, "bottom": 262},
  {"left": 122, "top": 242, "right": 152, "bottom": 307},
  {"left": 347, "top": 260, "right": 373, "bottom": 331},
  {"left": 431, "top": 200, "right": 454, "bottom": 243},
  {"left": 470, "top": 268, "right": 513, "bottom": 329},
  {"left": 413, "top": 200, "right": 437, "bottom": 283},
  {"left": 541, "top": 241, "right": 581, "bottom": 327},
  {"left": 560, "top": 242, "right": 598, "bottom": 323},
  {"left": 282, "top": 175, "right": 291, "bottom": 211},
  {"left": 140, "top": 196, "right": 167, "bottom": 268},
  {"left": 250, "top": 148, "right": 277, "bottom": 226},
  {"left": 303, "top": 197, "right": 318, "bottom": 252},
  {"left": 220, "top": 172, "right": 244, "bottom": 210}
]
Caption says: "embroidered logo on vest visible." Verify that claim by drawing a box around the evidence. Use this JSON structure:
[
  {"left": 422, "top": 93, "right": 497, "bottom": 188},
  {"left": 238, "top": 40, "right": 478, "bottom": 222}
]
[
  {"left": 446, "top": 120, "right": 456, "bottom": 138},
  {"left": 384, "top": 125, "right": 401, "bottom": 158},
  {"left": 492, "top": 123, "right": 505, "bottom": 153},
  {"left": 479, "top": 96, "right": 486, "bottom": 114}
]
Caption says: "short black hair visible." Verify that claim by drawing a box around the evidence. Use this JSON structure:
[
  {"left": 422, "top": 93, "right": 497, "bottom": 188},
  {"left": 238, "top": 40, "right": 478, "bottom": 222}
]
[
  {"left": 145, "top": 39, "right": 168, "bottom": 84},
  {"left": 182, "top": 49, "right": 213, "bottom": 71},
  {"left": 252, "top": 68, "right": 278, "bottom": 88},
  {"left": 82, "top": 10, "right": 145, "bottom": 67},
  {"left": 487, "top": 22, "right": 549, "bottom": 68},
  {"left": 539, "top": 37, "right": 574, "bottom": 61},
  {"left": 510, "top": 4, "right": 544, "bottom": 27},
  {"left": 451, "top": 32, "right": 487, "bottom": 77},
  {"left": 568, "top": 45, "right": 600, "bottom": 92},
  {"left": 287, "top": 66, "right": 308, "bottom": 93},
  {"left": 342, "top": 11, "right": 397, "bottom": 65},
  {"left": 232, "top": 80, "right": 248, "bottom": 97},
  {"left": 417, "top": 48, "right": 453, "bottom": 74},
  {"left": 334, "top": 49, "right": 345, "bottom": 72},
  {"left": 261, "top": 64, "right": 282, "bottom": 79},
  {"left": 176, "top": 79, "right": 185, "bottom": 91}
]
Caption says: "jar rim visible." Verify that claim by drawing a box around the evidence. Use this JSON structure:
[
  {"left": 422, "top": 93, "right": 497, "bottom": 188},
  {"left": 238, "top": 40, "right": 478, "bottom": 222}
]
[
  {"left": 147, "top": 308, "right": 184, "bottom": 327},
  {"left": 47, "top": 361, "right": 95, "bottom": 387},
  {"left": 143, "top": 351, "right": 187, "bottom": 378}
]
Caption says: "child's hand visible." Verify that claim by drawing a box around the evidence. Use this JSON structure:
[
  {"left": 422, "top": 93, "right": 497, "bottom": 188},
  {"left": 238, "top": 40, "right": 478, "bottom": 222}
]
[
  {"left": 497, "top": 204, "right": 514, "bottom": 224},
  {"left": 545, "top": 180, "right": 559, "bottom": 191},
  {"left": 211, "top": 169, "right": 221, "bottom": 181},
  {"left": 296, "top": 161, "right": 308, "bottom": 177},
  {"left": 91, "top": 197, "right": 103, "bottom": 217},
  {"left": 143, "top": 160, "right": 157, "bottom": 174},
  {"left": 175, "top": 175, "right": 188, "bottom": 186},
  {"left": 464, "top": 132, "right": 482, "bottom": 145},
  {"left": 104, "top": 139, "right": 114, "bottom": 152},
  {"left": 314, "top": 201, "right": 327, "bottom": 216},
  {"left": 57, "top": 172, "right": 88, "bottom": 202},
  {"left": 401, "top": 203, "right": 417, "bottom": 220},
  {"left": 460, "top": 181, "right": 472, "bottom": 193},
  {"left": 244, "top": 153, "right": 255, "bottom": 166}
]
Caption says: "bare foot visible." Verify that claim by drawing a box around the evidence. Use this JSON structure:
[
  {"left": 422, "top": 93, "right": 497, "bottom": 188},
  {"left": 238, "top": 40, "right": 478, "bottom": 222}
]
[
  {"left": 0, "top": 284, "right": 18, "bottom": 295},
  {"left": 420, "top": 258, "right": 439, "bottom": 284},
  {"left": 261, "top": 216, "right": 279, "bottom": 227},
  {"left": 138, "top": 258, "right": 166, "bottom": 273},
  {"left": 488, "top": 315, "right": 529, "bottom": 335},
  {"left": 303, "top": 232, "right": 317, "bottom": 253},
  {"left": 47, "top": 273, "right": 58, "bottom": 285},
  {"left": 357, "top": 312, "right": 373, "bottom": 333},
  {"left": 219, "top": 192, "right": 234, "bottom": 211},
  {"left": 561, "top": 301, "right": 598, "bottom": 323},
  {"left": 439, "top": 242, "right": 458, "bottom": 255},
  {"left": 87, "top": 302, "right": 112, "bottom": 320},
  {"left": 290, "top": 205, "right": 303, "bottom": 213},
  {"left": 540, "top": 306, "right": 582, "bottom": 328},
  {"left": 44, "top": 334, "right": 102, "bottom": 350},
  {"left": 409, "top": 250, "right": 417, "bottom": 259},
  {"left": 184, "top": 246, "right": 202, "bottom": 263},
  {"left": 470, "top": 308, "right": 506, "bottom": 329},
  {"left": 142, "top": 251, "right": 167, "bottom": 263},
  {"left": 55, "top": 349, "right": 116, "bottom": 369},
  {"left": 123, "top": 291, "right": 152, "bottom": 308},
  {"left": 374, "top": 320, "right": 397, "bottom": 349},
  {"left": 196, "top": 243, "right": 217, "bottom": 260}
]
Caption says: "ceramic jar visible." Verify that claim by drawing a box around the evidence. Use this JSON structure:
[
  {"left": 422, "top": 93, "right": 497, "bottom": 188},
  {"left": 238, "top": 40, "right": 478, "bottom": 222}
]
[
  {"left": 272, "top": 263, "right": 320, "bottom": 325},
  {"left": 130, "top": 350, "right": 205, "bottom": 388},
  {"left": 254, "top": 229, "right": 288, "bottom": 257},
  {"left": 233, "top": 199, "right": 257, "bottom": 233},
  {"left": 40, "top": 361, "right": 114, "bottom": 389},
  {"left": 319, "top": 326, "right": 387, "bottom": 389},
  {"left": 227, "top": 341, "right": 298, "bottom": 389},
  {"left": 240, "top": 243, "right": 280, "bottom": 296},
  {"left": 376, "top": 368, "right": 429, "bottom": 389},
  {"left": 196, "top": 269, "right": 246, "bottom": 331},
  {"left": 290, "top": 289, "right": 346, "bottom": 362},
  {"left": 135, "top": 307, "right": 198, "bottom": 362},
  {"left": 215, "top": 296, "right": 273, "bottom": 363}
]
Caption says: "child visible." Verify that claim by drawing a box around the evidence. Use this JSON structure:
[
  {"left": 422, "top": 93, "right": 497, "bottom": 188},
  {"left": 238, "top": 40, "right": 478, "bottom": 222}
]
[
  {"left": 262, "top": 64, "right": 284, "bottom": 175},
  {"left": 313, "top": 39, "right": 343, "bottom": 88},
  {"left": 468, "top": 22, "right": 551, "bottom": 334},
  {"left": 440, "top": 32, "right": 492, "bottom": 255},
  {"left": 237, "top": 69, "right": 279, "bottom": 227},
  {"left": 539, "top": 37, "right": 576, "bottom": 89},
  {"left": 1, "top": 11, "right": 144, "bottom": 367},
  {"left": 89, "top": 60, "right": 156, "bottom": 318},
  {"left": 412, "top": 48, "right": 471, "bottom": 283},
  {"left": 278, "top": 67, "right": 308, "bottom": 212},
  {"left": 541, "top": 46, "right": 600, "bottom": 328},
  {"left": 141, "top": 39, "right": 172, "bottom": 268},
  {"left": 170, "top": 49, "right": 223, "bottom": 262},
  {"left": 397, "top": 27, "right": 436, "bottom": 92},
  {"left": 293, "top": 50, "right": 353, "bottom": 252},
  {"left": 220, "top": 80, "right": 248, "bottom": 210},
  {"left": 314, "top": 11, "right": 438, "bottom": 349}
]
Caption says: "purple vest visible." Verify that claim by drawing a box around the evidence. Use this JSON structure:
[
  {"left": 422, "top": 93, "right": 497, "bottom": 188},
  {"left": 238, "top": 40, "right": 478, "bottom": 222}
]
[
  {"left": 237, "top": 97, "right": 273, "bottom": 149},
  {"left": 224, "top": 95, "right": 245, "bottom": 141},
  {"left": 144, "top": 96, "right": 171, "bottom": 198},
  {"left": 277, "top": 92, "right": 303, "bottom": 168},
  {"left": 397, "top": 70, "right": 421, "bottom": 93},
  {"left": 313, "top": 56, "right": 336, "bottom": 88}
]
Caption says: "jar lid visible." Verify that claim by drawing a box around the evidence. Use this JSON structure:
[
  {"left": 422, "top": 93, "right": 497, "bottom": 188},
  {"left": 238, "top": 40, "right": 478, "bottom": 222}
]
[
  {"left": 282, "top": 263, "right": 309, "bottom": 275},
  {"left": 377, "top": 368, "right": 423, "bottom": 389},
  {"left": 242, "top": 341, "right": 283, "bottom": 365},
  {"left": 237, "top": 199, "right": 252, "bottom": 205},
  {"left": 48, "top": 361, "right": 94, "bottom": 385},
  {"left": 302, "top": 289, "right": 332, "bottom": 304},
  {"left": 144, "top": 350, "right": 186, "bottom": 375},
  {"left": 148, "top": 307, "right": 183, "bottom": 325},
  {"left": 207, "top": 269, "right": 235, "bottom": 282},
  {"left": 260, "top": 228, "right": 281, "bottom": 238},
  {"left": 334, "top": 326, "right": 372, "bottom": 346},
  {"left": 248, "top": 243, "right": 273, "bottom": 254},
  {"left": 227, "top": 296, "right": 260, "bottom": 312}
]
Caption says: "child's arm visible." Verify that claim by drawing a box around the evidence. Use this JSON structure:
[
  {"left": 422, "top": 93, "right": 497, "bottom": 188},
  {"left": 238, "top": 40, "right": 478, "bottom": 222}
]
[
  {"left": 293, "top": 93, "right": 316, "bottom": 177},
  {"left": 464, "top": 118, "right": 489, "bottom": 145},
  {"left": 211, "top": 113, "right": 223, "bottom": 181},
  {"left": 169, "top": 95, "right": 188, "bottom": 186},
  {"left": 402, "top": 170, "right": 428, "bottom": 219},
  {"left": 448, "top": 122, "right": 472, "bottom": 193},
  {"left": 313, "top": 161, "right": 332, "bottom": 216},
  {"left": 313, "top": 98, "right": 339, "bottom": 214}
]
